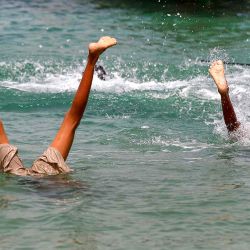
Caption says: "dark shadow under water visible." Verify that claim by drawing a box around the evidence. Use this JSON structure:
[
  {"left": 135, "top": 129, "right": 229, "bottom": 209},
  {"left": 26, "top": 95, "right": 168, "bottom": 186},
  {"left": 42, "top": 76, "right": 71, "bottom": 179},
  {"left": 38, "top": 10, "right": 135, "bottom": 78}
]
[{"left": 14, "top": 174, "right": 89, "bottom": 199}]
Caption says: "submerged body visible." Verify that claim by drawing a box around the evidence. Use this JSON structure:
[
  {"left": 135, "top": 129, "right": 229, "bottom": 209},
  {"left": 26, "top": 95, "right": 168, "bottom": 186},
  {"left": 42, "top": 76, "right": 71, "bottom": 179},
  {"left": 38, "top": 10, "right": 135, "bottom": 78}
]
[{"left": 0, "top": 145, "right": 71, "bottom": 176}]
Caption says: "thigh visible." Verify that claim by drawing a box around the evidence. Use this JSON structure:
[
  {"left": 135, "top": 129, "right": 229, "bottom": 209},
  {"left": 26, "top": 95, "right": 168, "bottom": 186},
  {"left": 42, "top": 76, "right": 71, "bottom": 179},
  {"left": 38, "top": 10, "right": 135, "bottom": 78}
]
[
  {"left": 31, "top": 147, "right": 72, "bottom": 175},
  {"left": 50, "top": 113, "right": 77, "bottom": 160},
  {"left": 0, "top": 120, "right": 9, "bottom": 144},
  {"left": 0, "top": 144, "right": 27, "bottom": 175}
]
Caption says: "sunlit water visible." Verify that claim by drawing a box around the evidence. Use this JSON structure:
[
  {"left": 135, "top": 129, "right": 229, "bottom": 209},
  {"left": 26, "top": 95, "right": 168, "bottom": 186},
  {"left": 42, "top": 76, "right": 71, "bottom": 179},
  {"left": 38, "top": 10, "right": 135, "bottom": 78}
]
[{"left": 0, "top": 0, "right": 250, "bottom": 249}]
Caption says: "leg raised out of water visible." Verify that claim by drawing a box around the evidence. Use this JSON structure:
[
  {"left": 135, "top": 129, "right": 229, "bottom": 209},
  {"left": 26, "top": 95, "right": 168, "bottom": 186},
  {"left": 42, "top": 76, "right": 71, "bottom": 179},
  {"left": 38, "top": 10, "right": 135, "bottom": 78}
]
[
  {"left": 50, "top": 36, "right": 117, "bottom": 160},
  {"left": 209, "top": 60, "right": 240, "bottom": 133}
]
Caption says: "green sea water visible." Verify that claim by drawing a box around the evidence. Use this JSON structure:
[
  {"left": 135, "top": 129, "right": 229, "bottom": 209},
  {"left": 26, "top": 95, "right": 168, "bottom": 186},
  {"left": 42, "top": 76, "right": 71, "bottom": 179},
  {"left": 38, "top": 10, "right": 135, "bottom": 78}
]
[{"left": 0, "top": 0, "right": 250, "bottom": 249}]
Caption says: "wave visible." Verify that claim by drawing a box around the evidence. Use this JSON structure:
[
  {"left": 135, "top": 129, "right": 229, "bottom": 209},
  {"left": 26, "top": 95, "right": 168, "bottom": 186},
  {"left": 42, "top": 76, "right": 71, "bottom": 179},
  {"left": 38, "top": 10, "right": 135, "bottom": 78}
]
[
  {"left": 1, "top": 59, "right": 250, "bottom": 142},
  {"left": 0, "top": 60, "right": 249, "bottom": 96}
]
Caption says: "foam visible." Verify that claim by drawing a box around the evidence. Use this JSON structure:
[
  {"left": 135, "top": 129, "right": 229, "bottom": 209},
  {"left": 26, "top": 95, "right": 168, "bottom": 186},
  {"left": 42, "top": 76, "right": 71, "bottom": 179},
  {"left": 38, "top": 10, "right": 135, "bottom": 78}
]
[
  {"left": 134, "top": 136, "right": 210, "bottom": 152},
  {"left": 0, "top": 72, "right": 225, "bottom": 101},
  {"left": 0, "top": 60, "right": 249, "bottom": 99}
]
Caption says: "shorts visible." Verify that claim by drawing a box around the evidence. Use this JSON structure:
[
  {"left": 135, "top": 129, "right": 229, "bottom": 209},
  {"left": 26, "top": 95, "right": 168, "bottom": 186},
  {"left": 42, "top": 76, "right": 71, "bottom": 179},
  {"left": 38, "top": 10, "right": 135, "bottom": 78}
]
[{"left": 0, "top": 144, "right": 72, "bottom": 176}]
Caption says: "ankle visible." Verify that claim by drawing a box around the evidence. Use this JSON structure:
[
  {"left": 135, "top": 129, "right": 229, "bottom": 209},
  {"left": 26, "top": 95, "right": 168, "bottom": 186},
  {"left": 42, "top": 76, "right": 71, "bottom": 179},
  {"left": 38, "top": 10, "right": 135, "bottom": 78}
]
[
  {"left": 219, "top": 87, "right": 229, "bottom": 97},
  {"left": 88, "top": 54, "right": 99, "bottom": 66}
]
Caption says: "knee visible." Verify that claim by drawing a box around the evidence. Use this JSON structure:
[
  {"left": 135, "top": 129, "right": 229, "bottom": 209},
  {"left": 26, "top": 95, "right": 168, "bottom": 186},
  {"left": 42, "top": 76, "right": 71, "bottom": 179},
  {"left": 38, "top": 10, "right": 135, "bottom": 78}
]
[{"left": 64, "top": 112, "right": 80, "bottom": 131}]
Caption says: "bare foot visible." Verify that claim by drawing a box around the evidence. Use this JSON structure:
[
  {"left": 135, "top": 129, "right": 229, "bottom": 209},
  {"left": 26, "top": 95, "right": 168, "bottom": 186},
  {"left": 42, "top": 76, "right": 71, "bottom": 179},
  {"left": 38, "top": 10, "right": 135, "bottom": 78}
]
[
  {"left": 209, "top": 60, "right": 229, "bottom": 95},
  {"left": 88, "top": 36, "right": 117, "bottom": 62}
]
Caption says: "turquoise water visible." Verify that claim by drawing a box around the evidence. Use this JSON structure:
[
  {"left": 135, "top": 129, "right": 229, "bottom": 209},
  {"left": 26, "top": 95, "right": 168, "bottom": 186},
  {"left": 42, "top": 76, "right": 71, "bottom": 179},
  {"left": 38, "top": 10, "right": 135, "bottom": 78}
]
[{"left": 1, "top": 0, "right": 250, "bottom": 249}]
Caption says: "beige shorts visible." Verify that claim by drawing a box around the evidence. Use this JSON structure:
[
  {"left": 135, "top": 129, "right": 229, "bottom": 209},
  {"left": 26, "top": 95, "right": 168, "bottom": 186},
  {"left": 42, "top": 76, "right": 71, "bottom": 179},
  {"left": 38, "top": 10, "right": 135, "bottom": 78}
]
[{"left": 0, "top": 144, "right": 72, "bottom": 176}]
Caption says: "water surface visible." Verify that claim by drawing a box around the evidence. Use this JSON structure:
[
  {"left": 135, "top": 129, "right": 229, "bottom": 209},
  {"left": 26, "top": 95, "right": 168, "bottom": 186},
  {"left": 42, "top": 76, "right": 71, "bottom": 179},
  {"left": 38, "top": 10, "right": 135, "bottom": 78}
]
[{"left": 0, "top": 0, "right": 250, "bottom": 249}]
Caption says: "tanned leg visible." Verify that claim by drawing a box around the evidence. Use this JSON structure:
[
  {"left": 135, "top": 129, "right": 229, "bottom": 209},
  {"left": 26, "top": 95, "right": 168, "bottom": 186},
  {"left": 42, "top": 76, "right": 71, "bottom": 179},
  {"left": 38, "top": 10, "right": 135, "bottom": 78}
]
[
  {"left": 209, "top": 60, "right": 240, "bottom": 132},
  {"left": 0, "top": 119, "right": 9, "bottom": 144},
  {"left": 50, "top": 36, "right": 117, "bottom": 160}
]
